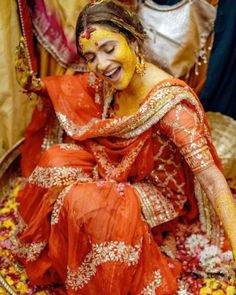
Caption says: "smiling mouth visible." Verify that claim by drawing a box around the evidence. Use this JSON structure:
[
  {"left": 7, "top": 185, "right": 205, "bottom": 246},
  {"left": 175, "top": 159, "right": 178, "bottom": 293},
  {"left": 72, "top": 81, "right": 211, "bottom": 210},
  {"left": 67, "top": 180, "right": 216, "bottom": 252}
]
[{"left": 104, "top": 66, "right": 121, "bottom": 81}]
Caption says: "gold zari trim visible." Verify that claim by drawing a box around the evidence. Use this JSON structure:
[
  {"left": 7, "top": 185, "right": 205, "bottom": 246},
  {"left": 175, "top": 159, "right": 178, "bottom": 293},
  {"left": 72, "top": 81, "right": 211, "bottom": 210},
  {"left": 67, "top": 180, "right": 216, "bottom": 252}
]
[
  {"left": 58, "top": 143, "right": 82, "bottom": 150},
  {"left": 181, "top": 137, "right": 214, "bottom": 172},
  {"left": 55, "top": 85, "right": 204, "bottom": 140},
  {"left": 28, "top": 166, "right": 92, "bottom": 188},
  {"left": 90, "top": 140, "right": 145, "bottom": 180},
  {"left": 66, "top": 240, "right": 142, "bottom": 290},
  {"left": 56, "top": 113, "right": 99, "bottom": 138},
  {"left": 133, "top": 182, "right": 178, "bottom": 227}
]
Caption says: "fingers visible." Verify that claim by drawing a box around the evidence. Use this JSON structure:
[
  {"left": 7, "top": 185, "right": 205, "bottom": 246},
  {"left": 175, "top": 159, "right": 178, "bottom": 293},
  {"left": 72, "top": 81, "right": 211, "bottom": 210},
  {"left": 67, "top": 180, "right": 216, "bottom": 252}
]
[
  {"left": 15, "top": 37, "right": 29, "bottom": 66},
  {"left": 15, "top": 36, "right": 45, "bottom": 94},
  {"left": 15, "top": 37, "right": 33, "bottom": 89}
]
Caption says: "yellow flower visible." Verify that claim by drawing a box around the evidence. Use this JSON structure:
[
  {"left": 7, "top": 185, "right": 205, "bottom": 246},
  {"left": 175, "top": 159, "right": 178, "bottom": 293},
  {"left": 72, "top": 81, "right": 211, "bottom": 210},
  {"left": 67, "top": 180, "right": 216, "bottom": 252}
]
[
  {"left": 2, "top": 220, "right": 15, "bottom": 229},
  {"left": 5, "top": 276, "right": 14, "bottom": 286},
  {"left": 199, "top": 286, "right": 213, "bottom": 295},
  {"left": 9, "top": 266, "right": 16, "bottom": 273},
  {"left": 226, "top": 286, "right": 236, "bottom": 295},
  {"left": 0, "top": 207, "right": 11, "bottom": 214},
  {"left": 16, "top": 282, "right": 28, "bottom": 294},
  {"left": 0, "top": 286, "right": 8, "bottom": 294},
  {"left": 230, "top": 278, "right": 236, "bottom": 284},
  {"left": 204, "top": 278, "right": 217, "bottom": 288},
  {"left": 20, "top": 273, "right": 27, "bottom": 280},
  {"left": 5, "top": 199, "right": 18, "bottom": 210},
  {"left": 0, "top": 269, "right": 6, "bottom": 276},
  {"left": 212, "top": 281, "right": 222, "bottom": 290},
  {"left": 212, "top": 290, "right": 225, "bottom": 295},
  {"left": 13, "top": 185, "right": 20, "bottom": 197}
]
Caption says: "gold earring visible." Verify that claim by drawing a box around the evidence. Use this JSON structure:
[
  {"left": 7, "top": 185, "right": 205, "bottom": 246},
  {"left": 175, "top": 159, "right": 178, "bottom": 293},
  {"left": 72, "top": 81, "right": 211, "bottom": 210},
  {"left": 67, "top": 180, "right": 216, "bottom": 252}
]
[{"left": 135, "top": 53, "right": 146, "bottom": 76}]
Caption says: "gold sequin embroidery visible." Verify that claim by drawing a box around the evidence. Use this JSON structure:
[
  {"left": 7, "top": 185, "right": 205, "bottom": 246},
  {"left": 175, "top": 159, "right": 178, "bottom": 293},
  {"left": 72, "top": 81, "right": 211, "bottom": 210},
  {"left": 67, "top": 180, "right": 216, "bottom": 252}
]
[
  {"left": 133, "top": 182, "right": 178, "bottom": 228},
  {"left": 181, "top": 139, "right": 214, "bottom": 172},
  {"left": 58, "top": 143, "right": 83, "bottom": 150},
  {"left": 55, "top": 84, "right": 204, "bottom": 140},
  {"left": 29, "top": 166, "right": 92, "bottom": 188},
  {"left": 160, "top": 104, "right": 214, "bottom": 172},
  {"left": 90, "top": 140, "right": 145, "bottom": 180},
  {"left": 66, "top": 240, "right": 142, "bottom": 291},
  {"left": 56, "top": 113, "right": 100, "bottom": 138}
]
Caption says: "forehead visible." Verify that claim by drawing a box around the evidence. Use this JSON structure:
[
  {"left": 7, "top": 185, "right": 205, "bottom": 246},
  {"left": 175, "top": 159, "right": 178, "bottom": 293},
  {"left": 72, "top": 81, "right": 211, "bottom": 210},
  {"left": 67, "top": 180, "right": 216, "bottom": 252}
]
[{"left": 80, "top": 25, "right": 127, "bottom": 52}]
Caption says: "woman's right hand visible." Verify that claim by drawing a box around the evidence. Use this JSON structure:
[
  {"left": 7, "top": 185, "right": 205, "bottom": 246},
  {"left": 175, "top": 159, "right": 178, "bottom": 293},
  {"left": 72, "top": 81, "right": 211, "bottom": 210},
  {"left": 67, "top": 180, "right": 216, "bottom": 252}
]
[{"left": 15, "top": 37, "right": 45, "bottom": 94}]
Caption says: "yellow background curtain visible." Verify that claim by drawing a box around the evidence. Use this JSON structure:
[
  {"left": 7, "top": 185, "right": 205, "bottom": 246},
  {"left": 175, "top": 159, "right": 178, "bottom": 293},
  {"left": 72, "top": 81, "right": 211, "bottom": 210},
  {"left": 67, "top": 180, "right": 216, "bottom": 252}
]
[{"left": 0, "top": 0, "right": 34, "bottom": 157}]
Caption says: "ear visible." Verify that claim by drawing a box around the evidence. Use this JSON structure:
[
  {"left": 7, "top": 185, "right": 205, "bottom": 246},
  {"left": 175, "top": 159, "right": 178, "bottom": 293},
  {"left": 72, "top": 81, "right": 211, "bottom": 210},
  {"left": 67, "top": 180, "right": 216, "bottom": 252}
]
[{"left": 129, "top": 40, "right": 139, "bottom": 54}]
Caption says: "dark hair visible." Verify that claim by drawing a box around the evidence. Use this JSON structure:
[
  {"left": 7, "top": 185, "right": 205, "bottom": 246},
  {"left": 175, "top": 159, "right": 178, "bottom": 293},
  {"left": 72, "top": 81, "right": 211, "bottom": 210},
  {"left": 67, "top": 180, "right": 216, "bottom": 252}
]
[{"left": 75, "top": 0, "right": 146, "bottom": 55}]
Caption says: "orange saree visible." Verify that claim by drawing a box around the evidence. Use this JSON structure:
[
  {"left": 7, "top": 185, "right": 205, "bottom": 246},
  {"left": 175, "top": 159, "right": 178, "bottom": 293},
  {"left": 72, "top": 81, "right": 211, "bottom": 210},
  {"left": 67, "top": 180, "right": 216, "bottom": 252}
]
[{"left": 13, "top": 73, "right": 222, "bottom": 294}]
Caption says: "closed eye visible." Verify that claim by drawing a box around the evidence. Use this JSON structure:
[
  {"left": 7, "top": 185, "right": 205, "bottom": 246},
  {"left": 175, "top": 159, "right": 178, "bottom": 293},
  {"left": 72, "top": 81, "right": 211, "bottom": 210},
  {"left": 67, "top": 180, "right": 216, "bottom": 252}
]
[
  {"left": 84, "top": 53, "right": 96, "bottom": 63},
  {"left": 104, "top": 46, "right": 115, "bottom": 54}
]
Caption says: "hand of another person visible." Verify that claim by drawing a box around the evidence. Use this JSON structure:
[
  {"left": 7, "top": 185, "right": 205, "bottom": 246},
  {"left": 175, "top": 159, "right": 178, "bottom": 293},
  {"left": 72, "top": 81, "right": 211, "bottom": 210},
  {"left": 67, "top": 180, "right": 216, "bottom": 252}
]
[{"left": 15, "top": 37, "right": 44, "bottom": 94}]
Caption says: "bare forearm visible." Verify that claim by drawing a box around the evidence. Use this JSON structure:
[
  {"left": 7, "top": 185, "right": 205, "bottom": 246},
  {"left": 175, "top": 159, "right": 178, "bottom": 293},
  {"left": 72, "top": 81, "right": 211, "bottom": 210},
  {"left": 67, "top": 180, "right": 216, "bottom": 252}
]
[{"left": 195, "top": 164, "right": 236, "bottom": 258}]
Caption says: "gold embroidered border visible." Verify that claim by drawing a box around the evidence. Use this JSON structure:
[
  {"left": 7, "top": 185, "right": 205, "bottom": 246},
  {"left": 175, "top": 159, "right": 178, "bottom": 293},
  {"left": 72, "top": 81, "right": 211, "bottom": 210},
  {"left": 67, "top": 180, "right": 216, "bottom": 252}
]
[
  {"left": 28, "top": 166, "right": 92, "bottom": 188},
  {"left": 140, "top": 269, "right": 162, "bottom": 295},
  {"left": 133, "top": 182, "right": 178, "bottom": 228},
  {"left": 181, "top": 136, "right": 214, "bottom": 172},
  {"left": 119, "top": 88, "right": 204, "bottom": 138},
  {"left": 51, "top": 184, "right": 73, "bottom": 225},
  {"left": 65, "top": 240, "right": 142, "bottom": 291},
  {"left": 58, "top": 143, "right": 83, "bottom": 150},
  {"left": 56, "top": 113, "right": 100, "bottom": 138},
  {"left": 90, "top": 140, "right": 145, "bottom": 180},
  {"left": 55, "top": 84, "right": 205, "bottom": 140}
]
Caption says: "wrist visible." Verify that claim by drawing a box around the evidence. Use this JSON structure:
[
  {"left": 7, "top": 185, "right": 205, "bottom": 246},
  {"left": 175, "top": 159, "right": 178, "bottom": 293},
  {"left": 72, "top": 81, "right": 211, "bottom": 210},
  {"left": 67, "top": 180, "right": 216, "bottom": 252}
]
[{"left": 214, "top": 190, "right": 236, "bottom": 258}]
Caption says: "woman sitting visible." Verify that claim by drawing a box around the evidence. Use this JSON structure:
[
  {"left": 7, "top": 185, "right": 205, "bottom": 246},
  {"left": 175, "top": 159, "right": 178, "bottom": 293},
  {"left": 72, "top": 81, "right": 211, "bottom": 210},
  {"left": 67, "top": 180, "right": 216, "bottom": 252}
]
[{"left": 13, "top": 0, "right": 236, "bottom": 294}]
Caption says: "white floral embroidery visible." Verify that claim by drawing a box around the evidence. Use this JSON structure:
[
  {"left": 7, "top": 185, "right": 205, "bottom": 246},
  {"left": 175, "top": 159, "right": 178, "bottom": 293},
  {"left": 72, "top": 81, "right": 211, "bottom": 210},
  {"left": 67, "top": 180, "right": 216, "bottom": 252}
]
[
  {"left": 51, "top": 185, "right": 73, "bottom": 225},
  {"left": 140, "top": 269, "right": 162, "bottom": 295},
  {"left": 11, "top": 237, "right": 46, "bottom": 262},
  {"left": 14, "top": 213, "right": 27, "bottom": 235},
  {"left": 66, "top": 240, "right": 142, "bottom": 290}
]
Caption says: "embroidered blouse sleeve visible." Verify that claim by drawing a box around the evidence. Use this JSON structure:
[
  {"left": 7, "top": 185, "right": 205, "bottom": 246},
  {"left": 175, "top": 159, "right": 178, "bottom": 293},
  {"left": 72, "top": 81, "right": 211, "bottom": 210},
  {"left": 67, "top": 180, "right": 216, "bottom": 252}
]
[{"left": 159, "top": 102, "right": 214, "bottom": 173}]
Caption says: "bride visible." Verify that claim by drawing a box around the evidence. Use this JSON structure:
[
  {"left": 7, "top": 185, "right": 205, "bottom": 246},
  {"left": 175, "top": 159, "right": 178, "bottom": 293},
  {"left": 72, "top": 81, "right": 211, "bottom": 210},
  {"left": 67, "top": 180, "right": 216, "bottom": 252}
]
[{"left": 13, "top": 0, "right": 236, "bottom": 294}]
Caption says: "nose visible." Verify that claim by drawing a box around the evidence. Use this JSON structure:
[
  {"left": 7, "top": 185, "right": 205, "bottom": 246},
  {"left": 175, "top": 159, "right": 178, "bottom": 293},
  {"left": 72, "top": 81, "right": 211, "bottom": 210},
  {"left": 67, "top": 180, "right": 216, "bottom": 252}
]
[{"left": 96, "top": 53, "right": 109, "bottom": 74}]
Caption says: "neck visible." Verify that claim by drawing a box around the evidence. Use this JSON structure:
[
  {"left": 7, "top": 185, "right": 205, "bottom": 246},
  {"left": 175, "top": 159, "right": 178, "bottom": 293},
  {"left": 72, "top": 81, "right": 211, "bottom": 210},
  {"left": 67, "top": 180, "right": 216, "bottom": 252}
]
[
  {"left": 114, "top": 62, "right": 173, "bottom": 116},
  {"left": 117, "top": 63, "right": 148, "bottom": 102},
  {"left": 114, "top": 62, "right": 150, "bottom": 116},
  {"left": 125, "top": 71, "right": 145, "bottom": 96}
]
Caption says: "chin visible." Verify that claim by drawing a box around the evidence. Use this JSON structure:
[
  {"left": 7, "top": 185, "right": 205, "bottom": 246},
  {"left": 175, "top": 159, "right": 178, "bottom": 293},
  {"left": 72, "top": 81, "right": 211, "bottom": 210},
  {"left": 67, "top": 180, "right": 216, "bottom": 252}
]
[
  {"left": 113, "top": 84, "right": 127, "bottom": 91},
  {"left": 112, "top": 78, "right": 132, "bottom": 91}
]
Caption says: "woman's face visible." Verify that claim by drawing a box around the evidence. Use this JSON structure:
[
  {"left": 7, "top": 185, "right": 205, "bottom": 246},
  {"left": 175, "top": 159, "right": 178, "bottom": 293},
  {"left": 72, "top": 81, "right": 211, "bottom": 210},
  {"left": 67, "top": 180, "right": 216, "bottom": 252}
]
[{"left": 79, "top": 25, "right": 137, "bottom": 90}]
